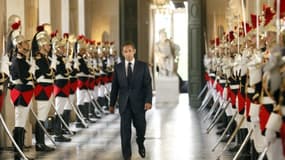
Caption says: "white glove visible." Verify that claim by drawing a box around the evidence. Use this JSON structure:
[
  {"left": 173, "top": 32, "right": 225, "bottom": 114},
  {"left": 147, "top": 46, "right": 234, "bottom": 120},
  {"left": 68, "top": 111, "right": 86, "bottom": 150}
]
[
  {"left": 73, "top": 58, "right": 79, "bottom": 70},
  {"left": 0, "top": 54, "right": 11, "bottom": 76},
  {"left": 65, "top": 60, "right": 72, "bottom": 70},
  {"left": 49, "top": 56, "right": 57, "bottom": 70},
  {"left": 28, "top": 59, "right": 38, "bottom": 75}
]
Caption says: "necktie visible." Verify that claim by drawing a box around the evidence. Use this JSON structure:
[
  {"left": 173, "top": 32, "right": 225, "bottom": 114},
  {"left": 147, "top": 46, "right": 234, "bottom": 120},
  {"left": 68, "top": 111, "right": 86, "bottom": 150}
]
[{"left": 127, "top": 62, "right": 132, "bottom": 85}]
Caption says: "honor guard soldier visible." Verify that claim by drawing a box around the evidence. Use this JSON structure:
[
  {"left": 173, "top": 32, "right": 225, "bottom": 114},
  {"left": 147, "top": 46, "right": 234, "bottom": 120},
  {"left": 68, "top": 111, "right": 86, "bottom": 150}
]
[
  {"left": 86, "top": 40, "right": 102, "bottom": 119},
  {"left": 75, "top": 36, "right": 95, "bottom": 128},
  {"left": 8, "top": 30, "right": 34, "bottom": 160},
  {"left": 97, "top": 42, "right": 109, "bottom": 111},
  {"left": 32, "top": 31, "right": 55, "bottom": 151},
  {"left": 63, "top": 33, "right": 78, "bottom": 133},
  {"left": 52, "top": 36, "right": 72, "bottom": 142}
]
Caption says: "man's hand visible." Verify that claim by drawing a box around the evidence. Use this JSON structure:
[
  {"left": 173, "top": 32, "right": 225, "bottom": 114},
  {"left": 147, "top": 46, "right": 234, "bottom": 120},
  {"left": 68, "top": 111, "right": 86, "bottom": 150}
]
[
  {"left": 109, "top": 106, "right": 115, "bottom": 114},
  {"left": 144, "top": 103, "right": 152, "bottom": 111}
]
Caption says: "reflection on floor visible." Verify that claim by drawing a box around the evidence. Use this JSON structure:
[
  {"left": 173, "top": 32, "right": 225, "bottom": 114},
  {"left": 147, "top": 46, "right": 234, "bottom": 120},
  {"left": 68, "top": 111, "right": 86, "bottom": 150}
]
[{"left": 0, "top": 94, "right": 233, "bottom": 160}]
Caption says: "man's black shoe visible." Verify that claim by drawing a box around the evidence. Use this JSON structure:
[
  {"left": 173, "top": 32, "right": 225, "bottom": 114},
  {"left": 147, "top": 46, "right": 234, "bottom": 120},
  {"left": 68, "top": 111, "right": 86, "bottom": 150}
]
[{"left": 138, "top": 145, "right": 146, "bottom": 158}]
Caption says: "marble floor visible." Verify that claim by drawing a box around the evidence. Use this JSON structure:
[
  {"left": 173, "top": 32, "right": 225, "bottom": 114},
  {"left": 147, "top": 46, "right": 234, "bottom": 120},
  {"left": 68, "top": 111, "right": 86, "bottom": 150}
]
[{"left": 0, "top": 94, "right": 234, "bottom": 160}]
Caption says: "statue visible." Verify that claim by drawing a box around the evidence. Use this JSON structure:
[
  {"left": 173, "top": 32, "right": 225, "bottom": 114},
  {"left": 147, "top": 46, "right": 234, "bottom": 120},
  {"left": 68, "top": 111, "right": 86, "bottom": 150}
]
[{"left": 154, "top": 29, "right": 180, "bottom": 76}]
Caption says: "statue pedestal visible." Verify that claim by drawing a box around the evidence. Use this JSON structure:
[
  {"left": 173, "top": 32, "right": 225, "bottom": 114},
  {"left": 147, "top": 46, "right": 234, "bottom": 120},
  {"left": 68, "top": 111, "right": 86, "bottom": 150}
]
[{"left": 155, "top": 75, "right": 179, "bottom": 105}]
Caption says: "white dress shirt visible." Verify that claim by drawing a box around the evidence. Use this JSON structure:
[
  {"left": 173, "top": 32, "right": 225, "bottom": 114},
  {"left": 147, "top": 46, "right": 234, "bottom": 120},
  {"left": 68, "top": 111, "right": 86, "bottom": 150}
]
[{"left": 125, "top": 58, "right": 135, "bottom": 76}]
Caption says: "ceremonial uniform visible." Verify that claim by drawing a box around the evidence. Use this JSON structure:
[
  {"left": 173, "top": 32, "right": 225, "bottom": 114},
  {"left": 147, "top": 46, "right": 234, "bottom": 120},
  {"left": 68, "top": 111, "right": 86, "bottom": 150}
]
[
  {"left": 10, "top": 49, "right": 34, "bottom": 158},
  {"left": 31, "top": 29, "right": 57, "bottom": 151},
  {"left": 53, "top": 42, "right": 71, "bottom": 142},
  {"left": 76, "top": 46, "right": 93, "bottom": 127}
]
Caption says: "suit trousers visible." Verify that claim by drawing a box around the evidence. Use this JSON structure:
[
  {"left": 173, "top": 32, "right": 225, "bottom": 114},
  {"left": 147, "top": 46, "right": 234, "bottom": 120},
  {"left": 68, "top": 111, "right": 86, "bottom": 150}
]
[{"left": 120, "top": 100, "right": 146, "bottom": 159}]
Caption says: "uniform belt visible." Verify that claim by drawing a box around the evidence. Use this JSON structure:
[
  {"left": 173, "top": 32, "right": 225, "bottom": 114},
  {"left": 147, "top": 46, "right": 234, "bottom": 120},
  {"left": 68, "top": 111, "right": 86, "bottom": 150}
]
[
  {"left": 77, "top": 73, "right": 89, "bottom": 77},
  {"left": 219, "top": 79, "right": 226, "bottom": 84},
  {"left": 261, "top": 96, "right": 275, "bottom": 105},
  {"left": 247, "top": 87, "right": 255, "bottom": 94},
  {"left": 55, "top": 75, "right": 68, "bottom": 80},
  {"left": 230, "top": 84, "right": 239, "bottom": 90},
  {"left": 37, "top": 76, "right": 53, "bottom": 83}
]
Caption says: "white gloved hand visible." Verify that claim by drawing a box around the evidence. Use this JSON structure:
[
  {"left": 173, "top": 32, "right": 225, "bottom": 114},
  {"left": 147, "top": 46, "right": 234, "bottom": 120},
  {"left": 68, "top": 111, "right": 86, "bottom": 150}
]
[
  {"left": 65, "top": 60, "right": 72, "bottom": 70},
  {"left": 28, "top": 59, "right": 38, "bottom": 75},
  {"left": 49, "top": 56, "right": 57, "bottom": 70},
  {"left": 0, "top": 54, "right": 11, "bottom": 76},
  {"left": 73, "top": 58, "right": 79, "bottom": 70}
]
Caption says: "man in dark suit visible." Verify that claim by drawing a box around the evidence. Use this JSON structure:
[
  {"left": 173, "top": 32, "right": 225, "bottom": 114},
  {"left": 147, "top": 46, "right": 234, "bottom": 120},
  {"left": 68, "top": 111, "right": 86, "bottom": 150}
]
[{"left": 109, "top": 41, "right": 152, "bottom": 160}]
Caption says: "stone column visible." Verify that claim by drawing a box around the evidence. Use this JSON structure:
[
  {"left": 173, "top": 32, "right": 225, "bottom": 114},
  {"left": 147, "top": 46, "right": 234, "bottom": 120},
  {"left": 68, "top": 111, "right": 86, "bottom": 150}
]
[
  {"left": 24, "top": 0, "right": 38, "bottom": 147},
  {"left": 188, "top": 0, "right": 205, "bottom": 108},
  {"left": 78, "top": 0, "right": 85, "bottom": 35},
  {"left": 0, "top": 0, "right": 6, "bottom": 56},
  {"left": 24, "top": 0, "right": 38, "bottom": 40},
  {"left": 51, "top": 0, "right": 62, "bottom": 34},
  {"left": 0, "top": 0, "right": 7, "bottom": 148},
  {"left": 137, "top": 0, "right": 150, "bottom": 63},
  {"left": 70, "top": 0, "right": 79, "bottom": 35},
  {"left": 119, "top": 0, "right": 138, "bottom": 56},
  {"left": 61, "top": 0, "right": 70, "bottom": 34},
  {"left": 39, "top": 0, "right": 51, "bottom": 24}
]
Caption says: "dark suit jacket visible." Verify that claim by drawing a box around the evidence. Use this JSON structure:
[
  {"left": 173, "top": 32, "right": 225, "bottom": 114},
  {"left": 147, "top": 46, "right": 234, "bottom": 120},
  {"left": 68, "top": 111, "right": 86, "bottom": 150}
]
[{"left": 110, "top": 60, "right": 152, "bottom": 114}]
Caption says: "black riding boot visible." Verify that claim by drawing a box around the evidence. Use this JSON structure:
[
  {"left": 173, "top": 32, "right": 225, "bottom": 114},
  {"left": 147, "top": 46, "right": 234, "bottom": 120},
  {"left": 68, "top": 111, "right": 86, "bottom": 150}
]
[
  {"left": 62, "top": 110, "right": 76, "bottom": 134},
  {"left": 35, "top": 121, "right": 55, "bottom": 152},
  {"left": 76, "top": 105, "right": 87, "bottom": 128},
  {"left": 84, "top": 103, "right": 96, "bottom": 123},
  {"left": 13, "top": 127, "right": 34, "bottom": 160},
  {"left": 54, "top": 115, "right": 71, "bottom": 142}
]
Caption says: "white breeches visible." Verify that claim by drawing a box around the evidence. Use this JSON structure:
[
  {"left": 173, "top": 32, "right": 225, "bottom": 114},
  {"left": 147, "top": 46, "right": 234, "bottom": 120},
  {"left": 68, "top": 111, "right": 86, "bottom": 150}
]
[
  {"left": 15, "top": 105, "right": 31, "bottom": 128},
  {"left": 55, "top": 97, "right": 70, "bottom": 115},
  {"left": 267, "top": 138, "right": 284, "bottom": 160},
  {"left": 93, "top": 86, "right": 99, "bottom": 98},
  {"left": 68, "top": 94, "right": 76, "bottom": 110},
  {"left": 36, "top": 100, "right": 51, "bottom": 121},
  {"left": 97, "top": 85, "right": 105, "bottom": 97},
  {"left": 76, "top": 89, "right": 90, "bottom": 106}
]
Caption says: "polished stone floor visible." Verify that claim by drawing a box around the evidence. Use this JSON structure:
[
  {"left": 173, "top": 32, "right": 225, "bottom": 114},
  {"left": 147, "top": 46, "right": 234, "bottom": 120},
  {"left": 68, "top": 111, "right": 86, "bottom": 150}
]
[{"left": 0, "top": 94, "right": 233, "bottom": 160}]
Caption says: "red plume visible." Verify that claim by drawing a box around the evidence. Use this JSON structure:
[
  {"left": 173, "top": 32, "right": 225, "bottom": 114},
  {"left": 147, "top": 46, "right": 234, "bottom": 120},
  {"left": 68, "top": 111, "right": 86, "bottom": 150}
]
[
  {"left": 11, "top": 20, "right": 21, "bottom": 30},
  {"left": 51, "top": 30, "right": 58, "bottom": 38},
  {"left": 90, "top": 40, "right": 95, "bottom": 45},
  {"left": 77, "top": 35, "right": 85, "bottom": 40},
  {"left": 241, "top": 22, "right": 252, "bottom": 35},
  {"left": 63, "top": 33, "right": 69, "bottom": 39},
  {"left": 263, "top": 4, "right": 275, "bottom": 26},
  {"left": 228, "top": 31, "right": 235, "bottom": 42},
  {"left": 37, "top": 25, "right": 44, "bottom": 32},
  {"left": 215, "top": 38, "right": 220, "bottom": 46}
]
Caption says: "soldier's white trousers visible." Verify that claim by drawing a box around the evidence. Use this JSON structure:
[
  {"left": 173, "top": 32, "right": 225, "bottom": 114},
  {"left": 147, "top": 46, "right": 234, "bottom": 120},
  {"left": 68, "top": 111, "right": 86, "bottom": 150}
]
[
  {"left": 15, "top": 105, "right": 31, "bottom": 128},
  {"left": 36, "top": 100, "right": 51, "bottom": 121},
  {"left": 66, "top": 94, "right": 75, "bottom": 110},
  {"left": 55, "top": 97, "right": 70, "bottom": 115},
  {"left": 267, "top": 139, "right": 284, "bottom": 160},
  {"left": 93, "top": 86, "right": 99, "bottom": 98},
  {"left": 76, "top": 89, "right": 90, "bottom": 106}
]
